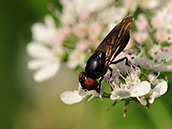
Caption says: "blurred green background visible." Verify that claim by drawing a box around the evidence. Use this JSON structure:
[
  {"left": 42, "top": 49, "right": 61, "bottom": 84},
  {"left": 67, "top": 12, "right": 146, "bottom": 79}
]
[{"left": 0, "top": 0, "right": 172, "bottom": 129}]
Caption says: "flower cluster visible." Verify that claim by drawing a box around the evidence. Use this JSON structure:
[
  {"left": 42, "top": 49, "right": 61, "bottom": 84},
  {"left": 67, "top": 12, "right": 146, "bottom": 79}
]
[{"left": 27, "top": 0, "right": 171, "bottom": 116}]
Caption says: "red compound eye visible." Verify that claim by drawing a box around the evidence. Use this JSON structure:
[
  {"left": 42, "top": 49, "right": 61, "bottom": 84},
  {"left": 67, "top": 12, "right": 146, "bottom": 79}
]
[
  {"left": 85, "top": 77, "right": 99, "bottom": 90},
  {"left": 78, "top": 72, "right": 99, "bottom": 91},
  {"left": 78, "top": 72, "right": 84, "bottom": 81}
]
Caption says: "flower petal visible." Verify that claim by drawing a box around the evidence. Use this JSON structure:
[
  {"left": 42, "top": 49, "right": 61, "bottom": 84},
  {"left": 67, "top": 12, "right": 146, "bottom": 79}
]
[
  {"left": 110, "top": 89, "right": 130, "bottom": 100},
  {"left": 130, "top": 81, "right": 151, "bottom": 97},
  {"left": 156, "top": 81, "right": 168, "bottom": 95},
  {"left": 60, "top": 91, "right": 83, "bottom": 105},
  {"left": 27, "top": 60, "right": 50, "bottom": 70},
  {"left": 151, "top": 81, "right": 168, "bottom": 99},
  {"left": 33, "top": 62, "right": 59, "bottom": 82},
  {"left": 149, "top": 96, "right": 155, "bottom": 104},
  {"left": 156, "top": 61, "right": 172, "bottom": 72},
  {"left": 137, "top": 96, "right": 147, "bottom": 105},
  {"left": 78, "top": 84, "right": 104, "bottom": 101},
  {"left": 27, "top": 42, "right": 51, "bottom": 59},
  {"left": 78, "top": 85, "right": 91, "bottom": 96}
]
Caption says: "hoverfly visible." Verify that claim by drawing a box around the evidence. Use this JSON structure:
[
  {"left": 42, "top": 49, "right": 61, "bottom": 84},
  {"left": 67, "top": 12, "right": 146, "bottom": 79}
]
[{"left": 78, "top": 15, "right": 134, "bottom": 92}]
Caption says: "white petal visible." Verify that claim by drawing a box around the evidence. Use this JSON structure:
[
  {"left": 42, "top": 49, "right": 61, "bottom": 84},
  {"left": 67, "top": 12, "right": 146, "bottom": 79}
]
[
  {"left": 32, "top": 23, "right": 47, "bottom": 42},
  {"left": 78, "top": 84, "right": 104, "bottom": 101},
  {"left": 151, "top": 81, "right": 168, "bottom": 99},
  {"left": 33, "top": 62, "right": 59, "bottom": 82},
  {"left": 111, "top": 89, "right": 130, "bottom": 100},
  {"left": 130, "top": 81, "right": 151, "bottom": 97},
  {"left": 156, "top": 81, "right": 168, "bottom": 95},
  {"left": 137, "top": 96, "right": 147, "bottom": 105},
  {"left": 151, "top": 90, "right": 161, "bottom": 100},
  {"left": 149, "top": 96, "right": 155, "bottom": 104},
  {"left": 78, "top": 85, "right": 90, "bottom": 96},
  {"left": 60, "top": 91, "right": 83, "bottom": 105},
  {"left": 154, "top": 61, "right": 172, "bottom": 72},
  {"left": 67, "top": 60, "right": 78, "bottom": 69},
  {"left": 78, "top": 85, "right": 98, "bottom": 97},
  {"left": 27, "top": 42, "right": 51, "bottom": 59},
  {"left": 27, "top": 60, "right": 50, "bottom": 70},
  {"left": 110, "top": 94, "right": 119, "bottom": 100}
]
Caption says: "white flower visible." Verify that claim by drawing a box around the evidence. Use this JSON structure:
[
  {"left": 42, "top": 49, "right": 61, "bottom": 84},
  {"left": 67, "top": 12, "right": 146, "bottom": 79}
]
[
  {"left": 137, "top": 57, "right": 172, "bottom": 72},
  {"left": 152, "top": 2, "right": 172, "bottom": 43},
  {"left": 149, "top": 81, "right": 168, "bottom": 103},
  {"left": 154, "top": 61, "right": 172, "bottom": 72},
  {"left": 107, "top": 52, "right": 134, "bottom": 74},
  {"left": 78, "top": 84, "right": 104, "bottom": 101},
  {"left": 67, "top": 48, "right": 86, "bottom": 69},
  {"left": 114, "top": 44, "right": 172, "bottom": 72},
  {"left": 60, "top": 90, "right": 83, "bottom": 105},
  {"left": 133, "top": 44, "right": 172, "bottom": 71},
  {"left": 123, "top": 0, "right": 138, "bottom": 12},
  {"left": 67, "top": 39, "right": 98, "bottom": 69},
  {"left": 32, "top": 15, "right": 68, "bottom": 45},
  {"left": 123, "top": 0, "right": 159, "bottom": 12},
  {"left": 154, "top": 30, "right": 172, "bottom": 43},
  {"left": 31, "top": 15, "right": 57, "bottom": 43},
  {"left": 73, "top": 0, "right": 108, "bottom": 16},
  {"left": 132, "top": 14, "right": 150, "bottom": 43},
  {"left": 149, "top": 44, "right": 172, "bottom": 62},
  {"left": 98, "top": 6, "right": 127, "bottom": 27},
  {"left": 87, "top": 22, "right": 103, "bottom": 42},
  {"left": 60, "top": 0, "right": 76, "bottom": 25},
  {"left": 140, "top": 0, "right": 159, "bottom": 9},
  {"left": 133, "top": 31, "right": 149, "bottom": 43},
  {"left": 110, "top": 68, "right": 151, "bottom": 100},
  {"left": 137, "top": 81, "right": 168, "bottom": 105},
  {"left": 27, "top": 42, "right": 63, "bottom": 82},
  {"left": 152, "top": 5, "right": 172, "bottom": 33},
  {"left": 136, "top": 57, "right": 157, "bottom": 69},
  {"left": 72, "top": 21, "right": 102, "bottom": 42},
  {"left": 135, "top": 14, "right": 149, "bottom": 31},
  {"left": 106, "top": 45, "right": 172, "bottom": 72},
  {"left": 148, "top": 73, "right": 161, "bottom": 85},
  {"left": 60, "top": 84, "right": 104, "bottom": 105},
  {"left": 111, "top": 81, "right": 151, "bottom": 100},
  {"left": 61, "top": 0, "right": 109, "bottom": 25}
]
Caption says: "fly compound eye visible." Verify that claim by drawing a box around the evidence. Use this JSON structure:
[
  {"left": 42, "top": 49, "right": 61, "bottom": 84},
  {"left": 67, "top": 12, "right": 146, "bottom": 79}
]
[
  {"left": 85, "top": 78, "right": 99, "bottom": 90},
  {"left": 79, "top": 72, "right": 99, "bottom": 90},
  {"left": 78, "top": 72, "right": 86, "bottom": 88},
  {"left": 78, "top": 72, "right": 84, "bottom": 81}
]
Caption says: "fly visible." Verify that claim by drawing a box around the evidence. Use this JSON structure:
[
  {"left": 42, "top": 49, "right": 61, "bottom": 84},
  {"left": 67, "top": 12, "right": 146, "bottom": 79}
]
[{"left": 78, "top": 15, "right": 134, "bottom": 92}]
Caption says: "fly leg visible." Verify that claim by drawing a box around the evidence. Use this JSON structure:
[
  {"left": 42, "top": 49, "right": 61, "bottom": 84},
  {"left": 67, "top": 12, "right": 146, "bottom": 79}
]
[
  {"left": 96, "top": 76, "right": 104, "bottom": 93},
  {"left": 110, "top": 57, "right": 130, "bottom": 66},
  {"left": 108, "top": 67, "right": 114, "bottom": 91},
  {"left": 108, "top": 67, "right": 113, "bottom": 78}
]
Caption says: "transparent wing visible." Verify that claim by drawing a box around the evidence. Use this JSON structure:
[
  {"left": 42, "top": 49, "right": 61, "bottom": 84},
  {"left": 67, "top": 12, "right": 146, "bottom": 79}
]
[{"left": 95, "top": 15, "right": 134, "bottom": 68}]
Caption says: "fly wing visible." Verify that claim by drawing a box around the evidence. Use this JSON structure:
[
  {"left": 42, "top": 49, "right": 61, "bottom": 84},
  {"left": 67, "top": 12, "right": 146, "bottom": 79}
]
[{"left": 95, "top": 15, "right": 134, "bottom": 68}]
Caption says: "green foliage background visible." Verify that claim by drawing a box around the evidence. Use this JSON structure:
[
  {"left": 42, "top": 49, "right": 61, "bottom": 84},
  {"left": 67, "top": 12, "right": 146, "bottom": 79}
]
[{"left": 0, "top": 0, "right": 172, "bottom": 129}]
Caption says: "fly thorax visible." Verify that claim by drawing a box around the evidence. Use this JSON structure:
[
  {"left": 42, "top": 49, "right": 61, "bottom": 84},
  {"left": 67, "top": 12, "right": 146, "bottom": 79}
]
[{"left": 85, "top": 51, "right": 106, "bottom": 79}]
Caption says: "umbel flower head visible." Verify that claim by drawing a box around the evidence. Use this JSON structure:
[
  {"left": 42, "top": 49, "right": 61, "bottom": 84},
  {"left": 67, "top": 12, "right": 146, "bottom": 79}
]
[
  {"left": 137, "top": 74, "right": 168, "bottom": 107},
  {"left": 61, "top": 48, "right": 168, "bottom": 116},
  {"left": 27, "top": 42, "right": 63, "bottom": 82},
  {"left": 110, "top": 68, "right": 151, "bottom": 100},
  {"left": 26, "top": 0, "right": 171, "bottom": 116}
]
